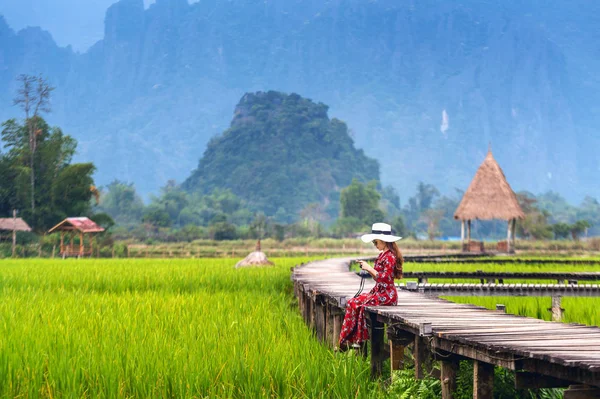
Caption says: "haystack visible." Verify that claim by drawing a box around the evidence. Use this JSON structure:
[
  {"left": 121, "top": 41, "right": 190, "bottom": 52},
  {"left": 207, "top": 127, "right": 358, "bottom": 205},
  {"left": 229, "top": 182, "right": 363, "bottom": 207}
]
[
  {"left": 454, "top": 149, "right": 525, "bottom": 253},
  {"left": 235, "top": 240, "right": 274, "bottom": 268}
]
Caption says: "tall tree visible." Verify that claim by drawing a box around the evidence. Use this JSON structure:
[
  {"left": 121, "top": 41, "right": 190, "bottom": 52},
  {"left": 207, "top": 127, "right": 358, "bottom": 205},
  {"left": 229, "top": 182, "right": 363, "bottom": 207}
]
[
  {"left": 12, "top": 75, "right": 54, "bottom": 228},
  {"left": 1, "top": 118, "right": 94, "bottom": 232},
  {"left": 339, "top": 179, "right": 383, "bottom": 224}
]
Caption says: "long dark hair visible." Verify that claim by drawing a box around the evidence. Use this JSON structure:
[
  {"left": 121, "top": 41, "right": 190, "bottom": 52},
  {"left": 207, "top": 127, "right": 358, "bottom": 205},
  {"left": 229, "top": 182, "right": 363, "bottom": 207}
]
[{"left": 386, "top": 241, "right": 404, "bottom": 279}]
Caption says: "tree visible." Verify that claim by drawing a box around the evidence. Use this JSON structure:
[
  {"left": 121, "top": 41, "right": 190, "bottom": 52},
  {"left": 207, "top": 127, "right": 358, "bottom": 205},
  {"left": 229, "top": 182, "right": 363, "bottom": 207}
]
[
  {"left": 570, "top": 220, "right": 591, "bottom": 241},
  {"left": 420, "top": 209, "right": 444, "bottom": 240},
  {"left": 1, "top": 118, "right": 94, "bottom": 232},
  {"left": 552, "top": 222, "right": 571, "bottom": 239},
  {"left": 299, "top": 202, "right": 328, "bottom": 236},
  {"left": 250, "top": 212, "right": 269, "bottom": 240},
  {"left": 96, "top": 180, "right": 145, "bottom": 224},
  {"left": 415, "top": 182, "right": 440, "bottom": 211},
  {"left": 13, "top": 75, "right": 54, "bottom": 228},
  {"left": 340, "top": 179, "right": 382, "bottom": 225},
  {"left": 516, "top": 192, "right": 553, "bottom": 240}
]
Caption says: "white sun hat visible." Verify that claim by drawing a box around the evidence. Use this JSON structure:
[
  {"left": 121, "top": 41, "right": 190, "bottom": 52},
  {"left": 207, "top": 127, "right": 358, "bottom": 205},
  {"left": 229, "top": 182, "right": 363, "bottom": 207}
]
[{"left": 360, "top": 222, "right": 403, "bottom": 243}]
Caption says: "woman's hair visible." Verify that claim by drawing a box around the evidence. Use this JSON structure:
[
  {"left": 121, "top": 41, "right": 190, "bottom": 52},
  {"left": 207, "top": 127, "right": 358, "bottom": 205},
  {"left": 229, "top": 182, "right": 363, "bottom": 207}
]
[{"left": 386, "top": 241, "right": 404, "bottom": 279}]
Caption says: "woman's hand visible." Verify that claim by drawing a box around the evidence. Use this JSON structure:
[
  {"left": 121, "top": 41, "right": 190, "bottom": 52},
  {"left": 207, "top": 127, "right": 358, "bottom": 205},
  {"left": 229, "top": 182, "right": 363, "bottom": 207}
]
[{"left": 357, "top": 260, "right": 378, "bottom": 279}]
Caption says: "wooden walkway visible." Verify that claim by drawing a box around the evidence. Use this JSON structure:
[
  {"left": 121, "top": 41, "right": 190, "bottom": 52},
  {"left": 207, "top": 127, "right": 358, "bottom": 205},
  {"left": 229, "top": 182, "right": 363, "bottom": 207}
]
[{"left": 292, "top": 257, "right": 600, "bottom": 398}]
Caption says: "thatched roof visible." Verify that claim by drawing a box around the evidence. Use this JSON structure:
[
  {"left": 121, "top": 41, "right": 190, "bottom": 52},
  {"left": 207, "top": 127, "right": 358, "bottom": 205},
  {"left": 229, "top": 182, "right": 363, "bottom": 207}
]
[
  {"left": 0, "top": 218, "right": 31, "bottom": 232},
  {"left": 454, "top": 150, "right": 525, "bottom": 221},
  {"left": 235, "top": 240, "right": 274, "bottom": 268}
]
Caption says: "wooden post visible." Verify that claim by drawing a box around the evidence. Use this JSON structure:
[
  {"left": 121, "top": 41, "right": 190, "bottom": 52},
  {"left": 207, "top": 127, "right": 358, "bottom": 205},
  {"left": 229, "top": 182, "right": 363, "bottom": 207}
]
[
  {"left": 440, "top": 358, "right": 459, "bottom": 399},
  {"left": 315, "top": 297, "right": 326, "bottom": 342},
  {"left": 467, "top": 220, "right": 472, "bottom": 245},
  {"left": 511, "top": 219, "right": 517, "bottom": 253},
  {"left": 369, "top": 313, "right": 385, "bottom": 379},
  {"left": 12, "top": 209, "right": 17, "bottom": 258},
  {"left": 51, "top": 245, "right": 55, "bottom": 258},
  {"left": 332, "top": 308, "right": 343, "bottom": 348},
  {"left": 496, "top": 304, "right": 506, "bottom": 313},
  {"left": 389, "top": 340, "right": 405, "bottom": 374},
  {"left": 551, "top": 296, "right": 563, "bottom": 322},
  {"left": 414, "top": 337, "right": 432, "bottom": 380},
  {"left": 325, "top": 304, "right": 334, "bottom": 347},
  {"left": 473, "top": 361, "right": 494, "bottom": 399},
  {"left": 60, "top": 231, "right": 64, "bottom": 255},
  {"left": 460, "top": 220, "right": 465, "bottom": 249},
  {"left": 79, "top": 232, "right": 84, "bottom": 257},
  {"left": 506, "top": 219, "right": 512, "bottom": 253}
]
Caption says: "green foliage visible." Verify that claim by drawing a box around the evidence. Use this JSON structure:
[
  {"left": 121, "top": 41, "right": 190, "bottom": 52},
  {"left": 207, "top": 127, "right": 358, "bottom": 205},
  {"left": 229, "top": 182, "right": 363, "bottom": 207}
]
[
  {"left": 386, "top": 369, "right": 440, "bottom": 399},
  {"left": 183, "top": 91, "right": 380, "bottom": 222},
  {"left": 516, "top": 192, "right": 553, "bottom": 240},
  {"left": 340, "top": 179, "right": 382, "bottom": 224},
  {"left": 0, "top": 117, "right": 95, "bottom": 232},
  {"left": 0, "top": 258, "right": 382, "bottom": 398},
  {"left": 95, "top": 180, "right": 145, "bottom": 225}
]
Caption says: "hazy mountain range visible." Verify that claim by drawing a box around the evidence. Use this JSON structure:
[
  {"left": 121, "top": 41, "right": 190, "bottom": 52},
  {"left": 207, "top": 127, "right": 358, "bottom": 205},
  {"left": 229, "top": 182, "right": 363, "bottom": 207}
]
[{"left": 1, "top": 0, "right": 600, "bottom": 205}]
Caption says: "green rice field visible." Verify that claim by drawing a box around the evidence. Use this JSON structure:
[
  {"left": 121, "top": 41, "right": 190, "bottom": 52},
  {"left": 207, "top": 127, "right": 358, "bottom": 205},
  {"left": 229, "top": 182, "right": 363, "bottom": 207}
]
[
  {"left": 403, "top": 260, "right": 600, "bottom": 326},
  {"left": 1, "top": 256, "right": 599, "bottom": 398},
  {"left": 0, "top": 258, "right": 381, "bottom": 398}
]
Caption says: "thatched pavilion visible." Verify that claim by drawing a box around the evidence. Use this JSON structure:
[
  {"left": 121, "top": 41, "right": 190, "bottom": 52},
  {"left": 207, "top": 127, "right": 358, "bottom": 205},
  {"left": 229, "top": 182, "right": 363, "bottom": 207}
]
[{"left": 454, "top": 150, "right": 525, "bottom": 253}]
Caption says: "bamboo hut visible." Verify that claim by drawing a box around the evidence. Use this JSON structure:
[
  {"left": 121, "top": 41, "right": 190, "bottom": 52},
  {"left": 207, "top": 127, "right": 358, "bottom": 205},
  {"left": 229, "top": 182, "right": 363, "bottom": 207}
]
[
  {"left": 48, "top": 217, "right": 104, "bottom": 258},
  {"left": 454, "top": 150, "right": 525, "bottom": 253},
  {"left": 0, "top": 210, "right": 32, "bottom": 257},
  {"left": 235, "top": 240, "right": 274, "bottom": 268}
]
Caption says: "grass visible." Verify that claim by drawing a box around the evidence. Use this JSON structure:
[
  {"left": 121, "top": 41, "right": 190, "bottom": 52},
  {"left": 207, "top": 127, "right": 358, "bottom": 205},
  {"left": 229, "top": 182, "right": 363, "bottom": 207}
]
[{"left": 0, "top": 258, "right": 382, "bottom": 398}]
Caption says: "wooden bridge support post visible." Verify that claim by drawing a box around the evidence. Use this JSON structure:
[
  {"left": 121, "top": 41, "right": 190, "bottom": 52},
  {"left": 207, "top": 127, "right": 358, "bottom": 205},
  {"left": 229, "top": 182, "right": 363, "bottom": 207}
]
[
  {"left": 414, "top": 337, "right": 433, "bottom": 380},
  {"left": 473, "top": 361, "right": 494, "bottom": 399},
  {"left": 304, "top": 291, "right": 312, "bottom": 325},
  {"left": 389, "top": 340, "right": 405, "bottom": 373},
  {"left": 309, "top": 295, "right": 316, "bottom": 331},
  {"left": 332, "top": 307, "right": 344, "bottom": 348},
  {"left": 325, "top": 304, "right": 335, "bottom": 347},
  {"left": 315, "top": 296, "right": 326, "bottom": 342},
  {"left": 369, "top": 313, "right": 385, "bottom": 379},
  {"left": 440, "top": 357, "right": 459, "bottom": 399},
  {"left": 551, "top": 296, "right": 564, "bottom": 322}
]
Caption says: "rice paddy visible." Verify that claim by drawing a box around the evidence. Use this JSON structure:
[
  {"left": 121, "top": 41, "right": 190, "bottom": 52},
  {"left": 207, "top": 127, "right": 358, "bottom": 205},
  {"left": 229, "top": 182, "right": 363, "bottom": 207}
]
[
  {"left": 0, "top": 258, "right": 380, "bottom": 398},
  {"left": 1, "top": 256, "right": 599, "bottom": 398}
]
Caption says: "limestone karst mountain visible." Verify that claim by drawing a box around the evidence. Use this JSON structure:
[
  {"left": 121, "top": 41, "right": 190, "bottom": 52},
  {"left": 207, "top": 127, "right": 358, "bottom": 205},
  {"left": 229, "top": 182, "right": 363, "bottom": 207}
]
[{"left": 1, "top": 0, "right": 599, "bottom": 203}]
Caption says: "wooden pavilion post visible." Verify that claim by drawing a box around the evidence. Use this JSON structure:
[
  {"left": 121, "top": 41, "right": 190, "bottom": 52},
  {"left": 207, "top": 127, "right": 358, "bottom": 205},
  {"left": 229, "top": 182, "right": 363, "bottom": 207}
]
[
  {"left": 79, "top": 232, "right": 84, "bottom": 257},
  {"left": 506, "top": 218, "right": 512, "bottom": 253},
  {"left": 460, "top": 220, "right": 465, "bottom": 251},
  {"left": 12, "top": 209, "right": 17, "bottom": 258},
  {"left": 467, "top": 220, "right": 472, "bottom": 246},
  {"left": 511, "top": 219, "right": 517, "bottom": 253}
]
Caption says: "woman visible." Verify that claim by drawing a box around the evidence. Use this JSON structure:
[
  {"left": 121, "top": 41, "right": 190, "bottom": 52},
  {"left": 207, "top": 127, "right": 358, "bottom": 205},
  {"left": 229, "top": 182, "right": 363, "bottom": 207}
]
[{"left": 338, "top": 222, "right": 403, "bottom": 350}]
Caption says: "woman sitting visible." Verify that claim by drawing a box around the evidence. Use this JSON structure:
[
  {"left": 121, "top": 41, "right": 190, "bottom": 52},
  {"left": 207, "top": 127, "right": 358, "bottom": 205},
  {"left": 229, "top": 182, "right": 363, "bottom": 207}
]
[{"left": 338, "top": 222, "right": 403, "bottom": 350}]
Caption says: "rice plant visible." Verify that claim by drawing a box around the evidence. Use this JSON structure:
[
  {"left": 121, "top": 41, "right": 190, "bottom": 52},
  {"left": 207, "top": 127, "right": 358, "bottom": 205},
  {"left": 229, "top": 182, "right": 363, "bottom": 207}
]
[{"left": 0, "top": 258, "right": 381, "bottom": 398}]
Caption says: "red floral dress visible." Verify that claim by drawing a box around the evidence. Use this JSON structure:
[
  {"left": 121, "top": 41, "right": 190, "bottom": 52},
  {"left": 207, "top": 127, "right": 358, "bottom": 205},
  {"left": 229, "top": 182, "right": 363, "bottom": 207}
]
[{"left": 339, "top": 249, "right": 398, "bottom": 346}]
